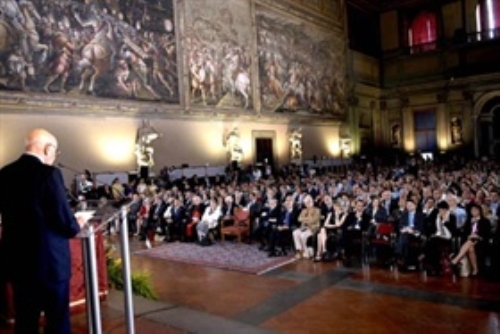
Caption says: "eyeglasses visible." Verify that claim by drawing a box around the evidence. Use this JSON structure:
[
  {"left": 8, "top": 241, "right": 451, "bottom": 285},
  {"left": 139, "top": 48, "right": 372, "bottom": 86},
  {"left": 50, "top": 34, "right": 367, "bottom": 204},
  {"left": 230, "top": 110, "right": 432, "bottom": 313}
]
[{"left": 47, "top": 143, "right": 61, "bottom": 156}]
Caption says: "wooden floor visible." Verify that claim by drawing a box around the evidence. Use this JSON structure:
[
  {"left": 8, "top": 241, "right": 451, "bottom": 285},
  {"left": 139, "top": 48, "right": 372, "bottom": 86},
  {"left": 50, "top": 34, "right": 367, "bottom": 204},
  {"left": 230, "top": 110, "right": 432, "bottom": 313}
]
[{"left": 3, "top": 236, "right": 500, "bottom": 333}]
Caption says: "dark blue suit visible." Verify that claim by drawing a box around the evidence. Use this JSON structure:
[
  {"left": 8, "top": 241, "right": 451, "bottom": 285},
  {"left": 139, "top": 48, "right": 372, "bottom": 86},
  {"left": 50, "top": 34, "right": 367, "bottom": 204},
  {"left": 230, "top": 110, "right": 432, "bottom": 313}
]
[
  {"left": 166, "top": 205, "right": 186, "bottom": 240},
  {"left": 0, "top": 154, "right": 80, "bottom": 334},
  {"left": 396, "top": 210, "right": 425, "bottom": 264}
]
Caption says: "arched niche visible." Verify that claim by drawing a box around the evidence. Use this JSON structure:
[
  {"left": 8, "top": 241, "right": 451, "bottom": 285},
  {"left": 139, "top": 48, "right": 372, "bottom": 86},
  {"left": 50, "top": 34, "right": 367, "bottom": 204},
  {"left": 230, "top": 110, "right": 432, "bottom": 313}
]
[{"left": 473, "top": 92, "right": 500, "bottom": 158}]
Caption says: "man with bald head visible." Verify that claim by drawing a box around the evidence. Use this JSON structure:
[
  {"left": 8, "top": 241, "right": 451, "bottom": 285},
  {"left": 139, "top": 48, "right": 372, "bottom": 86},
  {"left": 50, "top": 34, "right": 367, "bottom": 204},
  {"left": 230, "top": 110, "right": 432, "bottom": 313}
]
[{"left": 0, "top": 128, "right": 84, "bottom": 333}]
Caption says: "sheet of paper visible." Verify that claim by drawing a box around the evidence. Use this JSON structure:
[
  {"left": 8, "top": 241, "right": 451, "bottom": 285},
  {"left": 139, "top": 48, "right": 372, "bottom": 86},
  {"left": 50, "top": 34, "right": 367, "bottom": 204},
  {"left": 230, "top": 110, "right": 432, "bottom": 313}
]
[{"left": 75, "top": 210, "right": 95, "bottom": 223}]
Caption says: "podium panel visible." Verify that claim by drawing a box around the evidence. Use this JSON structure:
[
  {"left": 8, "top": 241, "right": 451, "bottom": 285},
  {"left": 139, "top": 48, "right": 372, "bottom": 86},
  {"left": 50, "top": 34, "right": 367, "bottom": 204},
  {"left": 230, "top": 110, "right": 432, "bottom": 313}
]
[
  {"left": 69, "top": 229, "right": 109, "bottom": 311},
  {"left": 0, "top": 226, "right": 108, "bottom": 323}
]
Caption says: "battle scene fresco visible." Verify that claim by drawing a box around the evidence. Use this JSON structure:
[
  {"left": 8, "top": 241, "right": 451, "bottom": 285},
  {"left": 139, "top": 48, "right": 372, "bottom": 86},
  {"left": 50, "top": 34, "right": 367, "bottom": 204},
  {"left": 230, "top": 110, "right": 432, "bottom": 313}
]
[
  {"left": 256, "top": 8, "right": 346, "bottom": 115},
  {"left": 0, "top": 0, "right": 178, "bottom": 103},
  {"left": 184, "top": 0, "right": 252, "bottom": 110}
]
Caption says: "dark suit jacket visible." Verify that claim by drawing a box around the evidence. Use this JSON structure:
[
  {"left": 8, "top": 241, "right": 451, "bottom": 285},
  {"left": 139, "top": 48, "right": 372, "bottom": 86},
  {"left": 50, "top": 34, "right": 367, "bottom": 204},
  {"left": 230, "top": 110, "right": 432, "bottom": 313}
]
[
  {"left": 0, "top": 154, "right": 81, "bottom": 283},
  {"left": 398, "top": 210, "right": 425, "bottom": 234},
  {"left": 221, "top": 203, "right": 236, "bottom": 217},
  {"left": 148, "top": 200, "right": 167, "bottom": 225},
  {"left": 381, "top": 199, "right": 398, "bottom": 217},
  {"left": 366, "top": 206, "right": 388, "bottom": 223},
  {"left": 127, "top": 198, "right": 143, "bottom": 221},
  {"left": 343, "top": 211, "right": 371, "bottom": 232},
  {"left": 170, "top": 205, "right": 186, "bottom": 225},
  {"left": 461, "top": 217, "right": 491, "bottom": 241},
  {"left": 425, "top": 212, "right": 458, "bottom": 237},
  {"left": 248, "top": 200, "right": 263, "bottom": 222},
  {"left": 261, "top": 205, "right": 282, "bottom": 226},
  {"left": 422, "top": 208, "right": 438, "bottom": 237},
  {"left": 281, "top": 207, "right": 299, "bottom": 229}
]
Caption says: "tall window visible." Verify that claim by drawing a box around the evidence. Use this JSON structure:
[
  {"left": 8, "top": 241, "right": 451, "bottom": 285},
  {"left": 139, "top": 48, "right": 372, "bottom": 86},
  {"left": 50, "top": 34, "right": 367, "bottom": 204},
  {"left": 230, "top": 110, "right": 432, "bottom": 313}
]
[
  {"left": 408, "top": 12, "right": 437, "bottom": 53},
  {"left": 476, "top": 0, "right": 500, "bottom": 40},
  {"left": 414, "top": 111, "right": 437, "bottom": 152}
]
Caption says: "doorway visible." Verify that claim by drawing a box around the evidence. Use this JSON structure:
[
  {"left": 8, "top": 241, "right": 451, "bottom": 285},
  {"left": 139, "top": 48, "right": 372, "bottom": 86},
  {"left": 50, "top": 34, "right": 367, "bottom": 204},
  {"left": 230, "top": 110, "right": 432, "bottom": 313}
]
[
  {"left": 255, "top": 138, "right": 274, "bottom": 166},
  {"left": 252, "top": 130, "right": 278, "bottom": 168}
]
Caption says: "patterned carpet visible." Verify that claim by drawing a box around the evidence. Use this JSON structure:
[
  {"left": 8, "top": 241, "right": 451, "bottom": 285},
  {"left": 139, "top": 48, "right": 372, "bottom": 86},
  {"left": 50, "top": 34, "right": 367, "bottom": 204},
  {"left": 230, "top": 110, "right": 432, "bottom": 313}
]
[{"left": 134, "top": 242, "right": 296, "bottom": 275}]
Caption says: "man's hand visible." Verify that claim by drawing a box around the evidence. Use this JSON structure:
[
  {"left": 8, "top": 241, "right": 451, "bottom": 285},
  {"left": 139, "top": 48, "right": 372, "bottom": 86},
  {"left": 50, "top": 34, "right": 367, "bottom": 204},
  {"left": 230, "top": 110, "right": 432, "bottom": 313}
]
[{"left": 76, "top": 215, "right": 87, "bottom": 228}]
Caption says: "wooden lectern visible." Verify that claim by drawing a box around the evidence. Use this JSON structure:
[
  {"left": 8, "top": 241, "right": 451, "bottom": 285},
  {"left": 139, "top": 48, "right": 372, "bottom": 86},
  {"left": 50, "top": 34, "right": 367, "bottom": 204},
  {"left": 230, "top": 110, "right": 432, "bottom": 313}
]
[{"left": 0, "top": 223, "right": 108, "bottom": 324}]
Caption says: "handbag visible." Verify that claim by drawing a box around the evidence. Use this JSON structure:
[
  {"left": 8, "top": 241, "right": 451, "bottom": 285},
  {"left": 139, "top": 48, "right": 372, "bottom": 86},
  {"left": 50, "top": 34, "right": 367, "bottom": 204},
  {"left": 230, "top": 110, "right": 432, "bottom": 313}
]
[{"left": 459, "top": 257, "right": 470, "bottom": 277}]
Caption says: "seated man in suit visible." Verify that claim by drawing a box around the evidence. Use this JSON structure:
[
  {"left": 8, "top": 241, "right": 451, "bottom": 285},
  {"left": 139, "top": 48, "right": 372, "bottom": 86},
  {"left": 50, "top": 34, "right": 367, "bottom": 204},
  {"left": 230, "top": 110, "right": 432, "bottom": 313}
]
[
  {"left": 164, "top": 197, "right": 186, "bottom": 242},
  {"left": 341, "top": 199, "right": 370, "bottom": 264},
  {"left": 247, "top": 191, "right": 263, "bottom": 237},
  {"left": 268, "top": 195, "right": 296, "bottom": 257},
  {"left": 381, "top": 189, "right": 399, "bottom": 218},
  {"left": 220, "top": 195, "right": 236, "bottom": 228},
  {"left": 396, "top": 199, "right": 425, "bottom": 268},
  {"left": 126, "top": 193, "right": 143, "bottom": 236},
  {"left": 255, "top": 197, "right": 281, "bottom": 251}
]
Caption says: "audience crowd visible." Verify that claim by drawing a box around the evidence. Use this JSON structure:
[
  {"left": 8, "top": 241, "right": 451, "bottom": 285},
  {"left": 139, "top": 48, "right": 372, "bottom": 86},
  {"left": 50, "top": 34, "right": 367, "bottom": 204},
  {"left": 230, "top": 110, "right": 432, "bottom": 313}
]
[{"left": 75, "top": 154, "right": 500, "bottom": 278}]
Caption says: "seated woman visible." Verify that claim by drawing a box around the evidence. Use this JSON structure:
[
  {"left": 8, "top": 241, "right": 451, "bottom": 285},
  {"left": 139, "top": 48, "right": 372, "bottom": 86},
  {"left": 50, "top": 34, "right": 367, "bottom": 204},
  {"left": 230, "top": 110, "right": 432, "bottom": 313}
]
[
  {"left": 293, "top": 195, "right": 320, "bottom": 259},
  {"left": 315, "top": 199, "right": 347, "bottom": 261},
  {"left": 423, "top": 201, "right": 457, "bottom": 275},
  {"left": 196, "top": 198, "right": 222, "bottom": 245},
  {"left": 111, "top": 177, "right": 125, "bottom": 201},
  {"left": 451, "top": 203, "right": 491, "bottom": 276}
]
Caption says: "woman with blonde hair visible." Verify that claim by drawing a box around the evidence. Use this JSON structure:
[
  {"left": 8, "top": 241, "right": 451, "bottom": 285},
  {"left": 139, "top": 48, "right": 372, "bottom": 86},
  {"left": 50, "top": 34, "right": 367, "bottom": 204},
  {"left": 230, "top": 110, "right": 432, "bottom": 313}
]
[{"left": 315, "top": 199, "right": 347, "bottom": 261}]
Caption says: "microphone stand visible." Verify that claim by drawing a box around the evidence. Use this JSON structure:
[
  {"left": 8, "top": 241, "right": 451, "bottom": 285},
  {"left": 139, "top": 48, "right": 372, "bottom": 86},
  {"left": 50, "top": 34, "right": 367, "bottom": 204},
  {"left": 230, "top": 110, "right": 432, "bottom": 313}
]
[
  {"left": 77, "top": 200, "right": 135, "bottom": 333},
  {"left": 103, "top": 200, "right": 136, "bottom": 333}
]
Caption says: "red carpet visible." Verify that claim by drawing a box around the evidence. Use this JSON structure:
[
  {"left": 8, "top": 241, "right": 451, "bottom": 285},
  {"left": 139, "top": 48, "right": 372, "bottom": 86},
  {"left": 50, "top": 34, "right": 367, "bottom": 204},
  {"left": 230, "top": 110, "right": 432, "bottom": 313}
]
[{"left": 135, "top": 242, "right": 296, "bottom": 275}]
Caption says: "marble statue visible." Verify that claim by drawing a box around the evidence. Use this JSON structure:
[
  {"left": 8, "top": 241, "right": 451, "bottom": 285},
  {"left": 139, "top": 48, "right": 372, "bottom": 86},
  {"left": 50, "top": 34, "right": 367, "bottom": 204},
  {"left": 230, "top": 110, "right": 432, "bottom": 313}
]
[
  {"left": 135, "top": 120, "right": 160, "bottom": 168},
  {"left": 289, "top": 127, "right": 302, "bottom": 160},
  {"left": 224, "top": 127, "right": 243, "bottom": 162}
]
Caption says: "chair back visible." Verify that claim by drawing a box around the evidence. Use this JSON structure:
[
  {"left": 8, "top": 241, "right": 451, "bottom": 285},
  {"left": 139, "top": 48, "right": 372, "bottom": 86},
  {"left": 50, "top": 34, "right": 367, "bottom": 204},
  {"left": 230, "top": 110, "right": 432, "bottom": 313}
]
[
  {"left": 234, "top": 208, "right": 250, "bottom": 226},
  {"left": 376, "top": 223, "right": 394, "bottom": 236}
]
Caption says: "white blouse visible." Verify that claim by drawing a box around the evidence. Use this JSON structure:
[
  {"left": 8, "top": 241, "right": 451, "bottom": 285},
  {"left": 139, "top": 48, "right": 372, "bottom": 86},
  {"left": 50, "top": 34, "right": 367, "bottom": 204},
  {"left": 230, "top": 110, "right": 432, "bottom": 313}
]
[{"left": 202, "top": 206, "right": 222, "bottom": 229}]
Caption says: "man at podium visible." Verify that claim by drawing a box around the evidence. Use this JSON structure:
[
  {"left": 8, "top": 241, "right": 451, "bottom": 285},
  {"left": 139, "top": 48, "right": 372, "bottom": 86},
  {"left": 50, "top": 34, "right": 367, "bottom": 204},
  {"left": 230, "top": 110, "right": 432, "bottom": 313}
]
[{"left": 0, "top": 129, "right": 86, "bottom": 334}]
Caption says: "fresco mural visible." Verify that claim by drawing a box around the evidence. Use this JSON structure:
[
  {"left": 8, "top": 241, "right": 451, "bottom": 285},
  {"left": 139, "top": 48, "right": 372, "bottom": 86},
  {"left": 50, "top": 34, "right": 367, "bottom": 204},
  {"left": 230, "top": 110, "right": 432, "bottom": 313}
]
[
  {"left": 256, "top": 7, "right": 346, "bottom": 115},
  {"left": 184, "top": 0, "right": 252, "bottom": 110},
  {"left": 0, "top": 0, "right": 178, "bottom": 103}
]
